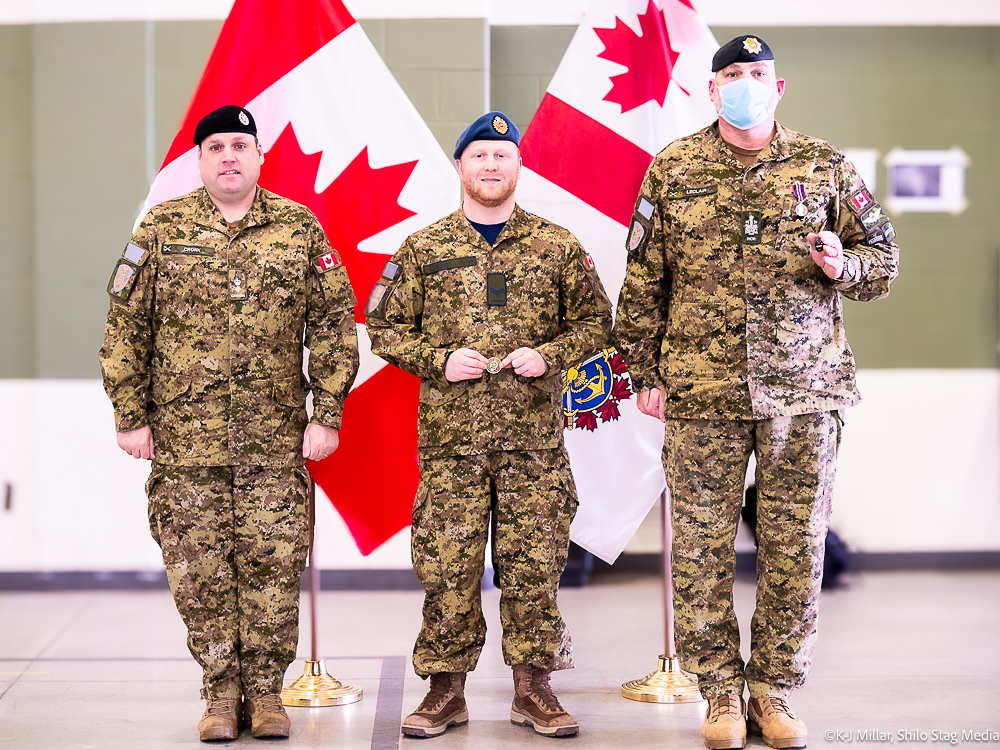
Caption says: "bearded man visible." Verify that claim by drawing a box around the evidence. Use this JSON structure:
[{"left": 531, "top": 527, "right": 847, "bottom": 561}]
[{"left": 365, "top": 111, "right": 612, "bottom": 739}]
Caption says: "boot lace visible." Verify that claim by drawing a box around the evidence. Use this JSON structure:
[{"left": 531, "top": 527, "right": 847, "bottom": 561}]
[
  {"left": 760, "top": 696, "right": 796, "bottom": 719},
  {"left": 253, "top": 694, "right": 284, "bottom": 713},
  {"left": 416, "top": 674, "right": 457, "bottom": 713},
  {"left": 205, "top": 698, "right": 238, "bottom": 716},
  {"left": 530, "top": 672, "right": 565, "bottom": 714},
  {"left": 709, "top": 694, "right": 742, "bottom": 722}
]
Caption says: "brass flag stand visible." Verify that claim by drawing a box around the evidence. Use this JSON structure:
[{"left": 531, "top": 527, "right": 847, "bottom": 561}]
[
  {"left": 622, "top": 490, "right": 704, "bottom": 704},
  {"left": 281, "top": 479, "right": 363, "bottom": 707}
]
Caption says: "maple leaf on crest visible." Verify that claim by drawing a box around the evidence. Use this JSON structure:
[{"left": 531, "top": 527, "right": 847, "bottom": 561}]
[
  {"left": 594, "top": 0, "right": 686, "bottom": 113},
  {"left": 258, "top": 124, "right": 418, "bottom": 320}
]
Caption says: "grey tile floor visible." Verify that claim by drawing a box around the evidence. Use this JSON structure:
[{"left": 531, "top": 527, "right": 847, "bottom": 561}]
[{"left": 2, "top": 570, "right": 999, "bottom": 749}]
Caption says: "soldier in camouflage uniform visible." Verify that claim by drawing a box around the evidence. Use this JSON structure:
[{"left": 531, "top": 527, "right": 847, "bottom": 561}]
[
  {"left": 99, "top": 106, "right": 358, "bottom": 742},
  {"left": 613, "top": 38, "right": 899, "bottom": 750},
  {"left": 366, "top": 111, "right": 612, "bottom": 738}
]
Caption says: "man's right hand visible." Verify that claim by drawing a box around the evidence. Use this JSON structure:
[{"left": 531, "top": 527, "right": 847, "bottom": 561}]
[
  {"left": 445, "top": 348, "right": 489, "bottom": 382},
  {"left": 637, "top": 387, "right": 667, "bottom": 423},
  {"left": 117, "top": 426, "right": 155, "bottom": 460}
]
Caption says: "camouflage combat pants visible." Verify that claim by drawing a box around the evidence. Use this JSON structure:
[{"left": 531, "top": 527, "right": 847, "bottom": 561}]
[
  {"left": 146, "top": 464, "right": 310, "bottom": 699},
  {"left": 663, "top": 412, "right": 840, "bottom": 699},
  {"left": 411, "top": 448, "right": 578, "bottom": 677}
]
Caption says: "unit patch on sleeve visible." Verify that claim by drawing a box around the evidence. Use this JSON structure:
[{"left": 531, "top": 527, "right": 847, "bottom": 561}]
[
  {"left": 108, "top": 259, "right": 139, "bottom": 300},
  {"left": 365, "top": 283, "right": 387, "bottom": 315},
  {"left": 860, "top": 204, "right": 884, "bottom": 230},
  {"left": 627, "top": 194, "right": 656, "bottom": 259},
  {"left": 313, "top": 249, "right": 343, "bottom": 273}
]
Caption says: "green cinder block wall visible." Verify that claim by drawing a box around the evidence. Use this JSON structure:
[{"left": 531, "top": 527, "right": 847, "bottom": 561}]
[
  {"left": 491, "top": 25, "right": 1000, "bottom": 370},
  {"left": 0, "top": 20, "right": 996, "bottom": 377}
]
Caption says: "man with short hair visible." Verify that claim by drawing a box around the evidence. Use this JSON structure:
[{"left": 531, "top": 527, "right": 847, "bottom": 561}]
[
  {"left": 613, "top": 37, "right": 899, "bottom": 750},
  {"left": 367, "top": 111, "right": 612, "bottom": 739},
  {"left": 100, "top": 105, "right": 358, "bottom": 742}
]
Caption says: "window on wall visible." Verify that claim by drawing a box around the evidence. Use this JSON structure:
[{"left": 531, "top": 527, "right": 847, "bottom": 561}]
[{"left": 884, "top": 147, "right": 969, "bottom": 215}]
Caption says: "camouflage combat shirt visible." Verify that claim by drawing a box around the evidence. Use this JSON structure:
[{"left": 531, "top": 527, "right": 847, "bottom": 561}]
[
  {"left": 99, "top": 187, "right": 359, "bottom": 466},
  {"left": 614, "top": 121, "right": 900, "bottom": 419},
  {"left": 366, "top": 205, "right": 612, "bottom": 458}
]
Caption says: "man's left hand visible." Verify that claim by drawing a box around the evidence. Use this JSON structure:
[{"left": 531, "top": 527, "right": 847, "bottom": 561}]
[
  {"left": 500, "top": 348, "right": 547, "bottom": 378},
  {"left": 808, "top": 231, "right": 845, "bottom": 279},
  {"left": 303, "top": 423, "right": 340, "bottom": 462}
]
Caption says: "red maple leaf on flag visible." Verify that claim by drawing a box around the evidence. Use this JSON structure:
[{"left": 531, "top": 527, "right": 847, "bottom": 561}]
[
  {"left": 594, "top": 0, "right": 687, "bottom": 113},
  {"left": 258, "top": 123, "right": 423, "bottom": 555},
  {"left": 258, "top": 123, "right": 418, "bottom": 321},
  {"left": 611, "top": 376, "right": 633, "bottom": 401},
  {"left": 608, "top": 351, "right": 629, "bottom": 375}
]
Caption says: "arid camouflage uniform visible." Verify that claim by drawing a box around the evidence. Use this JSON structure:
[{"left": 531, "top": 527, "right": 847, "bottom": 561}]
[
  {"left": 99, "top": 186, "right": 358, "bottom": 699},
  {"left": 366, "top": 205, "right": 612, "bottom": 676},
  {"left": 614, "top": 122, "right": 899, "bottom": 698}
]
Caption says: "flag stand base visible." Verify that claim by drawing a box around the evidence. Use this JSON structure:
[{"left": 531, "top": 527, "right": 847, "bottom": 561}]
[
  {"left": 281, "top": 660, "right": 363, "bottom": 707},
  {"left": 621, "top": 654, "right": 704, "bottom": 704}
]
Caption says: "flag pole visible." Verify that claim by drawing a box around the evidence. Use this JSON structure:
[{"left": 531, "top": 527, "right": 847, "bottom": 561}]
[
  {"left": 281, "top": 478, "right": 363, "bottom": 707},
  {"left": 621, "top": 490, "right": 703, "bottom": 703}
]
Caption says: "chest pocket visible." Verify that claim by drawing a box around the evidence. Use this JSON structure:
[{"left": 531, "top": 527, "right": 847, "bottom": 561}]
[
  {"left": 156, "top": 246, "right": 223, "bottom": 318},
  {"left": 422, "top": 256, "right": 479, "bottom": 345}
]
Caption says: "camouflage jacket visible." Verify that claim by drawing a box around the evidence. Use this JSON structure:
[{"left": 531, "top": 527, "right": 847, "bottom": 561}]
[
  {"left": 99, "top": 187, "right": 359, "bottom": 466},
  {"left": 366, "top": 205, "right": 612, "bottom": 458},
  {"left": 613, "top": 121, "right": 900, "bottom": 419}
]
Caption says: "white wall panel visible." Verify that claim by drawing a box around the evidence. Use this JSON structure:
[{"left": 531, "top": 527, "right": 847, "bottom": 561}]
[{"left": 0, "top": 371, "right": 998, "bottom": 572}]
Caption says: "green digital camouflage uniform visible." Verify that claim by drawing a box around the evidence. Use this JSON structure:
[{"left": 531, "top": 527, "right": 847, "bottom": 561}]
[
  {"left": 366, "top": 204, "right": 612, "bottom": 676},
  {"left": 613, "top": 121, "right": 899, "bottom": 698},
  {"left": 99, "top": 186, "right": 358, "bottom": 699}
]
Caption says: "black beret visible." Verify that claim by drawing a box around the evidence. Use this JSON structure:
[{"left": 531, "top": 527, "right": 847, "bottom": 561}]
[
  {"left": 193, "top": 105, "right": 257, "bottom": 146},
  {"left": 711, "top": 35, "right": 774, "bottom": 72},
  {"left": 453, "top": 111, "right": 520, "bottom": 160}
]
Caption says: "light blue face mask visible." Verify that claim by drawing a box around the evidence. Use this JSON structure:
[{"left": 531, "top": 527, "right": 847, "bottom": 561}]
[{"left": 717, "top": 77, "right": 774, "bottom": 130}]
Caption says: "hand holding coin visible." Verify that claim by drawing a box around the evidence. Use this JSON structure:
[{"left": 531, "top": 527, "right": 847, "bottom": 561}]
[
  {"left": 445, "top": 348, "right": 488, "bottom": 382},
  {"left": 500, "top": 347, "right": 547, "bottom": 378}
]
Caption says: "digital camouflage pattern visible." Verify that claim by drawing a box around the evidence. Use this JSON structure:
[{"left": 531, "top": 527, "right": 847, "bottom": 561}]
[
  {"left": 663, "top": 412, "right": 839, "bottom": 699},
  {"left": 411, "top": 449, "right": 577, "bottom": 676},
  {"left": 366, "top": 204, "right": 612, "bottom": 459},
  {"left": 613, "top": 122, "right": 900, "bottom": 420},
  {"left": 146, "top": 463, "right": 311, "bottom": 699},
  {"left": 99, "top": 186, "right": 359, "bottom": 466}
]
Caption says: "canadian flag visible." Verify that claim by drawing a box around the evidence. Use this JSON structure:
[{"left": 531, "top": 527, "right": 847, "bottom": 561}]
[
  {"left": 142, "top": 0, "right": 460, "bottom": 554},
  {"left": 516, "top": 0, "right": 718, "bottom": 562}
]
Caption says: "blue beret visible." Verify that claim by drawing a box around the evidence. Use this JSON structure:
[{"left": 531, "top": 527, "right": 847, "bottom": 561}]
[
  {"left": 453, "top": 111, "right": 520, "bottom": 160},
  {"left": 712, "top": 35, "right": 774, "bottom": 72},
  {"left": 193, "top": 105, "right": 257, "bottom": 146}
]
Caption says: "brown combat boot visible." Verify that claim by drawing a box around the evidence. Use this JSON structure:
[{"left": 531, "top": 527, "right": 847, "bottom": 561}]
[
  {"left": 244, "top": 693, "right": 291, "bottom": 739},
  {"left": 510, "top": 664, "right": 579, "bottom": 737},
  {"left": 197, "top": 697, "right": 242, "bottom": 742},
  {"left": 401, "top": 672, "right": 469, "bottom": 738},
  {"left": 747, "top": 696, "right": 808, "bottom": 748},
  {"left": 702, "top": 693, "right": 746, "bottom": 749}
]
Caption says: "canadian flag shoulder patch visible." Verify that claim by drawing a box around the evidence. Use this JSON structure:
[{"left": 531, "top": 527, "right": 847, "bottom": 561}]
[{"left": 312, "top": 249, "right": 343, "bottom": 274}]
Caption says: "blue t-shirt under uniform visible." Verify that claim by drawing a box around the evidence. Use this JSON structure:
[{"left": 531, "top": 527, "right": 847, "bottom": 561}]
[{"left": 469, "top": 220, "right": 507, "bottom": 246}]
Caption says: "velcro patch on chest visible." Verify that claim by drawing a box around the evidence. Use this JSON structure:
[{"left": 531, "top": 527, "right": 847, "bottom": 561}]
[
  {"left": 423, "top": 256, "right": 478, "bottom": 275},
  {"left": 313, "top": 249, "right": 343, "bottom": 273},
  {"left": 108, "top": 259, "right": 139, "bottom": 299},
  {"left": 486, "top": 272, "right": 507, "bottom": 306},
  {"left": 742, "top": 210, "right": 763, "bottom": 245}
]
